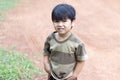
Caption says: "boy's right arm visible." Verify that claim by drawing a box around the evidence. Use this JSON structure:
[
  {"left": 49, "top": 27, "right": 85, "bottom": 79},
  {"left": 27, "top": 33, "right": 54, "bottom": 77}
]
[{"left": 43, "top": 55, "right": 51, "bottom": 74}]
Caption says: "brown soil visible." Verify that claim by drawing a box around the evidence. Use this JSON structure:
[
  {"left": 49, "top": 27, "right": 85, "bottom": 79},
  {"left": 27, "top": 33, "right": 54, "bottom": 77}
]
[{"left": 0, "top": 0, "right": 120, "bottom": 80}]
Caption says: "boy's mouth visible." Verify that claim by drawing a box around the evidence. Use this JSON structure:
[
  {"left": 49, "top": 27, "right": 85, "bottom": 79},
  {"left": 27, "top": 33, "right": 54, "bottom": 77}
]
[
  {"left": 56, "top": 26, "right": 65, "bottom": 32},
  {"left": 57, "top": 28, "right": 64, "bottom": 31}
]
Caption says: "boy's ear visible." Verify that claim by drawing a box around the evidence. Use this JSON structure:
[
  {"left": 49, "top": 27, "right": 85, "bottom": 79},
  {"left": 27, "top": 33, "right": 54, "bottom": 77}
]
[{"left": 71, "top": 20, "right": 75, "bottom": 29}]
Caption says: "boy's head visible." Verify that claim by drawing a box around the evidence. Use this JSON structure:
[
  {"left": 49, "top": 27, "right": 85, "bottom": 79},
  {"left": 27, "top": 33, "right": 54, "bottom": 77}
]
[{"left": 52, "top": 4, "right": 76, "bottom": 22}]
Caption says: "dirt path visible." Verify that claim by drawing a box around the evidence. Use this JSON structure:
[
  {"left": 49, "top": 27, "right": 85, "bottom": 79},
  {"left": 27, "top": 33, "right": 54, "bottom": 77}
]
[{"left": 0, "top": 0, "right": 120, "bottom": 80}]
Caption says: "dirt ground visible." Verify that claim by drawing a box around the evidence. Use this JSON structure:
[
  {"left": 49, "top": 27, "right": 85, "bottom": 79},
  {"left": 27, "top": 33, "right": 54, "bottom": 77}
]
[{"left": 0, "top": 0, "right": 120, "bottom": 80}]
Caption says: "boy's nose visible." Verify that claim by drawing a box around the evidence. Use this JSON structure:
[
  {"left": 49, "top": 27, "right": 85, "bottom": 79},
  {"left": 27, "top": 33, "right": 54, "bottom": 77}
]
[{"left": 58, "top": 22, "right": 63, "bottom": 26}]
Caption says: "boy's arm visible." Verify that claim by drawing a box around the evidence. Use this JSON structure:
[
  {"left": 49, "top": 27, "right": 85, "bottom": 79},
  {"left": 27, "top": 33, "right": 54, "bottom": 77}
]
[
  {"left": 43, "top": 55, "right": 51, "bottom": 74},
  {"left": 67, "top": 61, "right": 85, "bottom": 80}
]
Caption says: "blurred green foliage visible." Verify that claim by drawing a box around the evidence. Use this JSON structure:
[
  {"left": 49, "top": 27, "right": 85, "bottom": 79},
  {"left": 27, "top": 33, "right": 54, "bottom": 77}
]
[
  {"left": 0, "top": 48, "right": 40, "bottom": 80},
  {"left": 0, "top": 0, "right": 20, "bottom": 20}
]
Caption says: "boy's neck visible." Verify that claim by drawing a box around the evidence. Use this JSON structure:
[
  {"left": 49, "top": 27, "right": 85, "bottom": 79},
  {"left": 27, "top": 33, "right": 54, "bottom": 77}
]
[{"left": 55, "top": 32, "right": 72, "bottom": 41}]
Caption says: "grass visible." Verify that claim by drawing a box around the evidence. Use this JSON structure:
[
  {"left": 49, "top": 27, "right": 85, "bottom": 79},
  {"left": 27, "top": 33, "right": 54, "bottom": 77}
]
[
  {"left": 0, "top": 0, "right": 21, "bottom": 20},
  {"left": 0, "top": 0, "right": 20, "bottom": 11},
  {"left": 0, "top": 48, "right": 41, "bottom": 80}
]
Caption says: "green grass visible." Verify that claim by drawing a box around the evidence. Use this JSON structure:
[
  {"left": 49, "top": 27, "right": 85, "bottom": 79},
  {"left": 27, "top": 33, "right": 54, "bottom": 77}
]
[
  {"left": 0, "top": 0, "right": 21, "bottom": 20},
  {"left": 0, "top": 0, "right": 20, "bottom": 11},
  {"left": 0, "top": 48, "right": 40, "bottom": 80}
]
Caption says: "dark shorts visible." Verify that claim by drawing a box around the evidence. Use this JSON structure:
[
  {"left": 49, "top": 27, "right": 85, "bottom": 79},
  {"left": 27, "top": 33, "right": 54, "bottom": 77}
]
[{"left": 48, "top": 75, "right": 77, "bottom": 80}]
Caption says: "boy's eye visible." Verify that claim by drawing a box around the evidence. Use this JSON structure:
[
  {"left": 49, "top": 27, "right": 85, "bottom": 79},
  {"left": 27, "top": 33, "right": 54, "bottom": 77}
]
[
  {"left": 54, "top": 20, "right": 59, "bottom": 22},
  {"left": 62, "top": 20, "right": 67, "bottom": 22}
]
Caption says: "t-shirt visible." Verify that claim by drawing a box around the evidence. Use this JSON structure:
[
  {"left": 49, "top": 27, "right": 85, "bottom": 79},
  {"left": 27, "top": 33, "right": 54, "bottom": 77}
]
[{"left": 43, "top": 32, "right": 88, "bottom": 79}]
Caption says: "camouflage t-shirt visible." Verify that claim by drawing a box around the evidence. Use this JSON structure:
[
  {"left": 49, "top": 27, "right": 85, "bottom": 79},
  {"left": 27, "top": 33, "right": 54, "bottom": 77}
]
[{"left": 43, "top": 32, "right": 88, "bottom": 79}]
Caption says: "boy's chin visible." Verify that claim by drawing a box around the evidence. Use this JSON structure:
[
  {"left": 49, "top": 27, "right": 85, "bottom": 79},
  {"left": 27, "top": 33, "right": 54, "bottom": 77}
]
[{"left": 58, "top": 32, "right": 66, "bottom": 35}]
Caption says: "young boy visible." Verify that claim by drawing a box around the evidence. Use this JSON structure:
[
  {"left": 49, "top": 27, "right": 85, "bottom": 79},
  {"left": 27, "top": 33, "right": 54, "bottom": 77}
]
[{"left": 43, "top": 4, "right": 88, "bottom": 80}]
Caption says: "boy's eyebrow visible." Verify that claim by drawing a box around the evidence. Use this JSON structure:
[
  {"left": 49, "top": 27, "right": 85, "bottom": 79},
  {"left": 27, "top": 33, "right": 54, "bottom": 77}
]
[{"left": 54, "top": 19, "right": 68, "bottom": 22}]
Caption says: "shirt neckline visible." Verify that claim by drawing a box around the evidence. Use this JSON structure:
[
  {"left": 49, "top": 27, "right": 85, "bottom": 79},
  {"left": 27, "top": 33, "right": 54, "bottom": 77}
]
[{"left": 52, "top": 31, "right": 72, "bottom": 43}]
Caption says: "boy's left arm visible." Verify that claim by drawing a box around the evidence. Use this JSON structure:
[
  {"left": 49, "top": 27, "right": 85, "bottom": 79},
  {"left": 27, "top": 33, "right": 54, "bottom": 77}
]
[{"left": 67, "top": 61, "right": 85, "bottom": 80}]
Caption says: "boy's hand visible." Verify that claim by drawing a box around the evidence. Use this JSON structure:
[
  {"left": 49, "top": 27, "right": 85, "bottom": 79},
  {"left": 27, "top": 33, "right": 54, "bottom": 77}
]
[
  {"left": 44, "top": 63, "right": 51, "bottom": 74},
  {"left": 66, "top": 75, "right": 77, "bottom": 80},
  {"left": 67, "top": 61, "right": 85, "bottom": 80},
  {"left": 43, "top": 55, "right": 51, "bottom": 74}
]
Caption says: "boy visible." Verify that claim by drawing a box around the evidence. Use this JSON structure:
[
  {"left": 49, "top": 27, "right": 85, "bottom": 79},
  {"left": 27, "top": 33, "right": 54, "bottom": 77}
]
[{"left": 43, "top": 4, "right": 88, "bottom": 80}]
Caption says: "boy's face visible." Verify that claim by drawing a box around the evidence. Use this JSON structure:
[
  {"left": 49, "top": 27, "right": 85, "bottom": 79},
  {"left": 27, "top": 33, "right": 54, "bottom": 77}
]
[{"left": 53, "top": 18, "right": 74, "bottom": 35}]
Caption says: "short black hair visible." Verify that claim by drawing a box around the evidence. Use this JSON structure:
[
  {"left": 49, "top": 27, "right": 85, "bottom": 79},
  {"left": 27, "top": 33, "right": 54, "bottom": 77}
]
[{"left": 52, "top": 4, "right": 76, "bottom": 22}]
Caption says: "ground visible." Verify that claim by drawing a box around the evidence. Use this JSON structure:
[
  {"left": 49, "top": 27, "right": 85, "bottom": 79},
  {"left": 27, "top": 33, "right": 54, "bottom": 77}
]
[{"left": 0, "top": 0, "right": 120, "bottom": 80}]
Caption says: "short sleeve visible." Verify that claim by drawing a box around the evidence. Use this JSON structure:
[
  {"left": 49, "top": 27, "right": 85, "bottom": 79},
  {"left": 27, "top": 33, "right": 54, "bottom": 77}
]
[
  {"left": 43, "top": 37, "right": 51, "bottom": 56},
  {"left": 75, "top": 43, "right": 88, "bottom": 61}
]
